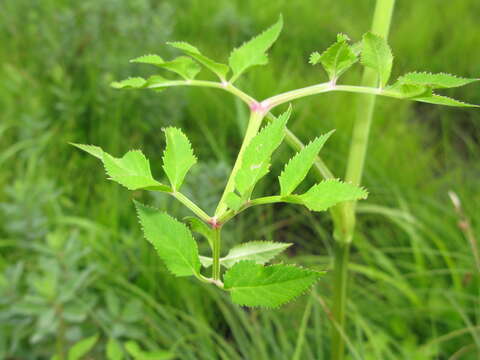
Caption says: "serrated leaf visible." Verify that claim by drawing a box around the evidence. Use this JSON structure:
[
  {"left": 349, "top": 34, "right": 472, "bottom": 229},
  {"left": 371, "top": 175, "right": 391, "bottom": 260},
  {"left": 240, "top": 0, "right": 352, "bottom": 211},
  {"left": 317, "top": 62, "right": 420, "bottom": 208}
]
[
  {"left": 397, "top": 72, "right": 478, "bottom": 89},
  {"left": 72, "top": 145, "right": 170, "bottom": 192},
  {"left": 385, "top": 82, "right": 430, "bottom": 98},
  {"left": 414, "top": 93, "right": 479, "bottom": 108},
  {"left": 235, "top": 107, "right": 290, "bottom": 196},
  {"left": 224, "top": 261, "right": 323, "bottom": 308},
  {"left": 132, "top": 54, "right": 201, "bottom": 80},
  {"left": 106, "top": 338, "right": 123, "bottom": 360},
  {"left": 311, "top": 35, "right": 357, "bottom": 81},
  {"left": 135, "top": 202, "right": 201, "bottom": 277},
  {"left": 146, "top": 75, "right": 170, "bottom": 87},
  {"left": 228, "top": 15, "right": 283, "bottom": 82},
  {"left": 162, "top": 127, "right": 197, "bottom": 191},
  {"left": 279, "top": 131, "right": 334, "bottom": 196},
  {"left": 111, "top": 77, "right": 147, "bottom": 89},
  {"left": 184, "top": 216, "right": 214, "bottom": 248},
  {"left": 361, "top": 32, "right": 393, "bottom": 88},
  {"left": 296, "top": 179, "right": 368, "bottom": 212},
  {"left": 201, "top": 241, "right": 291, "bottom": 268},
  {"left": 103, "top": 150, "right": 170, "bottom": 191},
  {"left": 68, "top": 334, "right": 99, "bottom": 360},
  {"left": 124, "top": 341, "right": 174, "bottom": 360},
  {"left": 225, "top": 192, "right": 244, "bottom": 211},
  {"left": 168, "top": 41, "right": 229, "bottom": 80}
]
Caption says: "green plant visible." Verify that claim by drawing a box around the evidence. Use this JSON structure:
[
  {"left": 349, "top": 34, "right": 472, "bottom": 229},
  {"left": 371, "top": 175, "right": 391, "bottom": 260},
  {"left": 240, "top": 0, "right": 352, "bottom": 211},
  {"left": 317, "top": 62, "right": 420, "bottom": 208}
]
[{"left": 73, "top": 8, "right": 478, "bottom": 356}]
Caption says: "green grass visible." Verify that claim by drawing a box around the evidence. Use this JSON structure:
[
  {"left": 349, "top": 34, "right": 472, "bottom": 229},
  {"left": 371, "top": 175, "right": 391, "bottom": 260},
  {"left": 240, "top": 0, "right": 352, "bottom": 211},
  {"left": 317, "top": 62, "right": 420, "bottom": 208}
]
[{"left": 1, "top": 0, "right": 479, "bottom": 358}]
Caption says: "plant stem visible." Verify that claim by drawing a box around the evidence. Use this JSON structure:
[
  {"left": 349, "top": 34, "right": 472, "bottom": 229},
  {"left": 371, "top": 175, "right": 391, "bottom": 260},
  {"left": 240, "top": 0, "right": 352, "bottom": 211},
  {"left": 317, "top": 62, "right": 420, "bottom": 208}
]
[
  {"left": 331, "top": 1, "right": 396, "bottom": 359},
  {"left": 212, "top": 227, "right": 221, "bottom": 280},
  {"left": 172, "top": 191, "right": 211, "bottom": 223},
  {"left": 215, "top": 110, "right": 266, "bottom": 216}
]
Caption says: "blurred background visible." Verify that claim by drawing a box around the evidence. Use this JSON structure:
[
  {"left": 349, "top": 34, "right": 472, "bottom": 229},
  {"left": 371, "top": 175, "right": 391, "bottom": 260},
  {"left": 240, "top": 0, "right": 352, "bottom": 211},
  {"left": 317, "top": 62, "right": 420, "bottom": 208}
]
[{"left": 1, "top": 0, "right": 479, "bottom": 358}]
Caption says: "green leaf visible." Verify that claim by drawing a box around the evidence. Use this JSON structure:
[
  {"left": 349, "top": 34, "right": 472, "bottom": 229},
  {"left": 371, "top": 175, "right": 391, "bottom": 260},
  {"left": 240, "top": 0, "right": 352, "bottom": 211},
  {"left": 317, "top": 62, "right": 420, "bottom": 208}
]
[
  {"left": 279, "top": 131, "right": 334, "bottom": 196},
  {"left": 168, "top": 41, "right": 229, "bottom": 80},
  {"left": 103, "top": 150, "right": 170, "bottom": 191},
  {"left": 235, "top": 107, "right": 291, "bottom": 196},
  {"left": 225, "top": 192, "right": 244, "bottom": 212},
  {"left": 397, "top": 72, "right": 478, "bottom": 89},
  {"left": 72, "top": 145, "right": 170, "bottom": 192},
  {"left": 361, "top": 32, "right": 393, "bottom": 87},
  {"left": 111, "top": 77, "right": 147, "bottom": 89},
  {"left": 106, "top": 338, "right": 123, "bottom": 360},
  {"left": 414, "top": 93, "right": 479, "bottom": 108},
  {"left": 162, "top": 127, "right": 197, "bottom": 191},
  {"left": 228, "top": 15, "right": 283, "bottom": 82},
  {"left": 310, "top": 34, "right": 357, "bottom": 81},
  {"left": 124, "top": 341, "right": 174, "bottom": 360},
  {"left": 68, "top": 334, "right": 99, "bottom": 360},
  {"left": 224, "top": 261, "right": 323, "bottom": 308},
  {"left": 135, "top": 202, "right": 201, "bottom": 277},
  {"left": 184, "top": 216, "right": 214, "bottom": 247},
  {"left": 296, "top": 179, "right": 368, "bottom": 212},
  {"left": 385, "top": 82, "right": 430, "bottom": 98},
  {"left": 131, "top": 54, "right": 201, "bottom": 80}
]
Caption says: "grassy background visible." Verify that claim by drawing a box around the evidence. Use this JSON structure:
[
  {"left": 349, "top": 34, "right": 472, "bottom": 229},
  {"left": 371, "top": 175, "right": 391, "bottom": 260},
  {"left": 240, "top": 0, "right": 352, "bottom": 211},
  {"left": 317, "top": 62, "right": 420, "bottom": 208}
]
[{"left": 1, "top": 0, "right": 479, "bottom": 358}]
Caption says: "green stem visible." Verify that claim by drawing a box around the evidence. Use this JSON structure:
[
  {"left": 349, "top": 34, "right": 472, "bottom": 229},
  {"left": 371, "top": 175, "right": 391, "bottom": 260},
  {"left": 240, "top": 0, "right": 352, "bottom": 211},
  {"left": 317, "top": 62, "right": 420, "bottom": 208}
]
[
  {"left": 215, "top": 110, "right": 266, "bottom": 217},
  {"left": 331, "top": 1, "right": 396, "bottom": 359},
  {"left": 172, "top": 191, "right": 211, "bottom": 223},
  {"left": 212, "top": 227, "right": 221, "bottom": 280}
]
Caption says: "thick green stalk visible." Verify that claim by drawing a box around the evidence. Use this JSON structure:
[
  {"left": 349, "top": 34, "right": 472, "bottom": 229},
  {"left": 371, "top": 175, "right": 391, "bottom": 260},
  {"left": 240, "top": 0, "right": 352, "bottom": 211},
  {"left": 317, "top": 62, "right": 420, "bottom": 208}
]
[
  {"left": 212, "top": 227, "right": 222, "bottom": 280},
  {"left": 215, "top": 110, "right": 266, "bottom": 217},
  {"left": 331, "top": 1, "right": 396, "bottom": 359}
]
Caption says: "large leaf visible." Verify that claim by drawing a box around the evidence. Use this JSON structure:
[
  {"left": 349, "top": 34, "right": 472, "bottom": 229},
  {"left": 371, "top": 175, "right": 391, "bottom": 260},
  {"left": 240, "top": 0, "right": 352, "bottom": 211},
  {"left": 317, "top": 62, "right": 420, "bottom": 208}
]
[
  {"left": 396, "top": 72, "right": 478, "bottom": 89},
  {"left": 72, "top": 144, "right": 170, "bottom": 192},
  {"left": 162, "top": 127, "right": 197, "bottom": 191},
  {"left": 235, "top": 107, "right": 290, "bottom": 196},
  {"left": 278, "top": 131, "right": 334, "bottom": 196},
  {"left": 135, "top": 202, "right": 201, "bottom": 277},
  {"left": 361, "top": 32, "right": 393, "bottom": 88},
  {"left": 201, "top": 241, "right": 292, "bottom": 268},
  {"left": 228, "top": 15, "right": 283, "bottom": 82},
  {"left": 131, "top": 54, "right": 201, "bottom": 80},
  {"left": 68, "top": 334, "right": 99, "bottom": 360},
  {"left": 224, "top": 261, "right": 323, "bottom": 308},
  {"left": 310, "top": 34, "right": 357, "bottom": 81},
  {"left": 167, "top": 41, "right": 229, "bottom": 80},
  {"left": 296, "top": 179, "right": 368, "bottom": 211}
]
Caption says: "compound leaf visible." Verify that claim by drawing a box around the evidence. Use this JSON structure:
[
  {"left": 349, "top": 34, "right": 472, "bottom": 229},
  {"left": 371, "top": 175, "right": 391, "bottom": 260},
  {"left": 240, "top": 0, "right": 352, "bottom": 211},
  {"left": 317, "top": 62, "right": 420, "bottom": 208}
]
[
  {"left": 297, "top": 179, "right": 368, "bottom": 211},
  {"left": 361, "top": 32, "right": 393, "bottom": 88},
  {"left": 68, "top": 334, "right": 99, "bottom": 360},
  {"left": 111, "top": 77, "right": 147, "bottom": 89},
  {"left": 168, "top": 41, "right": 229, "bottom": 80},
  {"left": 229, "top": 15, "right": 283, "bottom": 82},
  {"left": 235, "top": 107, "right": 290, "bottom": 196},
  {"left": 224, "top": 261, "right": 323, "bottom": 308},
  {"left": 135, "top": 202, "right": 201, "bottom": 277},
  {"left": 162, "top": 127, "right": 197, "bottom": 191},
  {"left": 397, "top": 72, "right": 478, "bottom": 89},
  {"left": 279, "top": 131, "right": 334, "bottom": 196},
  {"left": 310, "top": 34, "right": 357, "bottom": 81}
]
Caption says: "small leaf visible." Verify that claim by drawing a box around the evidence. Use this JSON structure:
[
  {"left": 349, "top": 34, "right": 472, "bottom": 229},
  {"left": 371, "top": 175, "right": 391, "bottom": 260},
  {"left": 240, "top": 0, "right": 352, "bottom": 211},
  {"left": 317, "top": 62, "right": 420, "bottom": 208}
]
[
  {"left": 168, "top": 41, "right": 229, "bottom": 80},
  {"left": 279, "top": 131, "right": 334, "bottom": 196},
  {"left": 229, "top": 15, "right": 283, "bottom": 82},
  {"left": 131, "top": 54, "right": 201, "bottom": 80},
  {"left": 225, "top": 192, "right": 244, "bottom": 211},
  {"left": 297, "top": 179, "right": 368, "bottom": 212},
  {"left": 135, "top": 202, "right": 201, "bottom": 277},
  {"left": 111, "top": 77, "right": 147, "bottom": 89},
  {"left": 397, "top": 72, "right": 478, "bottom": 89},
  {"left": 414, "top": 93, "right": 479, "bottom": 108},
  {"left": 184, "top": 216, "right": 214, "bottom": 247},
  {"left": 224, "top": 261, "right": 323, "bottom": 308},
  {"left": 162, "top": 127, "right": 197, "bottom": 191},
  {"left": 106, "top": 338, "right": 123, "bottom": 360},
  {"left": 146, "top": 75, "right": 170, "bottom": 87},
  {"left": 361, "top": 32, "right": 393, "bottom": 87},
  {"left": 385, "top": 82, "right": 429, "bottom": 98},
  {"left": 72, "top": 145, "right": 170, "bottom": 192},
  {"left": 68, "top": 334, "right": 99, "bottom": 360},
  {"left": 201, "top": 241, "right": 291, "bottom": 268},
  {"left": 199, "top": 256, "right": 213, "bottom": 268},
  {"left": 235, "top": 107, "right": 291, "bottom": 196},
  {"left": 103, "top": 150, "right": 170, "bottom": 191},
  {"left": 311, "top": 34, "right": 357, "bottom": 81},
  {"left": 124, "top": 341, "right": 174, "bottom": 360}
]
